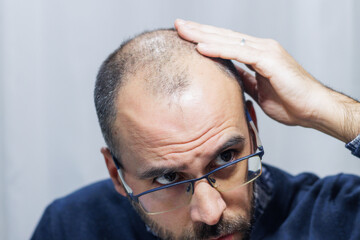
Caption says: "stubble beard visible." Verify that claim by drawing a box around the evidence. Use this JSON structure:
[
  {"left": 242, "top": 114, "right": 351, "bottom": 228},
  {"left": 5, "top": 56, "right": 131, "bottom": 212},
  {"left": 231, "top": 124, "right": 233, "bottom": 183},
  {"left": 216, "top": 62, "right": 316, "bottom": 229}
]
[{"left": 130, "top": 192, "right": 255, "bottom": 240}]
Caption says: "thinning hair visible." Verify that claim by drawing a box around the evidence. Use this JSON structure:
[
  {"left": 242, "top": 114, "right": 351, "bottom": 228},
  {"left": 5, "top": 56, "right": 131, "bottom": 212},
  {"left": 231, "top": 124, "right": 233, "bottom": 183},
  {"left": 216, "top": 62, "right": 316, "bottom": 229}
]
[{"left": 94, "top": 28, "right": 245, "bottom": 161}]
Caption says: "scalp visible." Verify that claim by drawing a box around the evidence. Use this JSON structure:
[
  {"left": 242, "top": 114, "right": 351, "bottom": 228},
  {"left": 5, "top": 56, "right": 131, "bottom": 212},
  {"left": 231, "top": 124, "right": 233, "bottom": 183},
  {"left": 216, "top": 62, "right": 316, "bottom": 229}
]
[
  {"left": 118, "top": 29, "right": 201, "bottom": 97},
  {"left": 94, "top": 28, "right": 244, "bottom": 159}
]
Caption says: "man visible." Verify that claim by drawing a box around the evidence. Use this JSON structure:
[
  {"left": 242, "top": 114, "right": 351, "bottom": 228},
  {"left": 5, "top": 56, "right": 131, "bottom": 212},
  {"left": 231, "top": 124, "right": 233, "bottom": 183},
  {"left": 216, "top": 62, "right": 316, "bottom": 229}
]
[{"left": 32, "top": 19, "right": 360, "bottom": 239}]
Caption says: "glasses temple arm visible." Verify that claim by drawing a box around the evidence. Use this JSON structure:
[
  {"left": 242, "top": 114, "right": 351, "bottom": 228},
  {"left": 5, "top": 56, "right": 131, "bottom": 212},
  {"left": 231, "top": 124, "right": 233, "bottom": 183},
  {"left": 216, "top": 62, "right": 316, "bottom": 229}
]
[
  {"left": 111, "top": 154, "right": 134, "bottom": 195},
  {"left": 246, "top": 110, "right": 263, "bottom": 151}
]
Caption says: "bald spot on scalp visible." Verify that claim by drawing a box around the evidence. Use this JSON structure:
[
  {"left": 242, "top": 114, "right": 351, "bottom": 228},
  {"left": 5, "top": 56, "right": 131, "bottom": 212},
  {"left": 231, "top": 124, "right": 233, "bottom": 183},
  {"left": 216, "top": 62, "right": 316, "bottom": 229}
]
[
  {"left": 118, "top": 30, "right": 199, "bottom": 98},
  {"left": 95, "top": 29, "right": 245, "bottom": 161},
  {"left": 117, "top": 29, "right": 242, "bottom": 99},
  {"left": 114, "top": 56, "right": 246, "bottom": 171}
]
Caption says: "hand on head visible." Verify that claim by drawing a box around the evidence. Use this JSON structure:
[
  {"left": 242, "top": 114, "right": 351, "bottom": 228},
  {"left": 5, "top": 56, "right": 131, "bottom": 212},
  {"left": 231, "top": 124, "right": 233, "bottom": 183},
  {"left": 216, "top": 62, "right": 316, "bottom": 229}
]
[{"left": 175, "top": 19, "right": 360, "bottom": 142}]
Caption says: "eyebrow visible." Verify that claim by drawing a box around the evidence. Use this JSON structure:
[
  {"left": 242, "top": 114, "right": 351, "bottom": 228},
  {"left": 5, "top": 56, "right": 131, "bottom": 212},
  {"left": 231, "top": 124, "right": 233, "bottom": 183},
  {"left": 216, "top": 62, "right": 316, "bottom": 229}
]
[
  {"left": 213, "top": 135, "right": 246, "bottom": 159},
  {"left": 138, "top": 165, "right": 187, "bottom": 180},
  {"left": 138, "top": 135, "right": 246, "bottom": 180}
]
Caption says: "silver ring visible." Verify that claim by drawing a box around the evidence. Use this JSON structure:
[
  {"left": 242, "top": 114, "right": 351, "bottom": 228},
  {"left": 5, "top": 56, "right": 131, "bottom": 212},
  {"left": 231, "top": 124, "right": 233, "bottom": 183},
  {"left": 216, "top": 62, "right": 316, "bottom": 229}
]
[{"left": 240, "top": 38, "right": 246, "bottom": 46}]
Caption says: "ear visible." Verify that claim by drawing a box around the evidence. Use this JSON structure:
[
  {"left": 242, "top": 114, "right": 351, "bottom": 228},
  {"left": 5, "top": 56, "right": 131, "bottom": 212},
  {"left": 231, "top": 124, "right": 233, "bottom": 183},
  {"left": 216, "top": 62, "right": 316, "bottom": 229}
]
[
  {"left": 246, "top": 100, "right": 258, "bottom": 130},
  {"left": 101, "top": 147, "right": 127, "bottom": 197}
]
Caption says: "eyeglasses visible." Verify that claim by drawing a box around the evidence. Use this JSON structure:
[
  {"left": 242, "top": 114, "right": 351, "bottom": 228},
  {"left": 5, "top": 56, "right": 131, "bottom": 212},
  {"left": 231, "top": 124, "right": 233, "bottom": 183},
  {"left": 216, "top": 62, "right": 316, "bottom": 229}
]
[{"left": 112, "top": 110, "right": 264, "bottom": 215}]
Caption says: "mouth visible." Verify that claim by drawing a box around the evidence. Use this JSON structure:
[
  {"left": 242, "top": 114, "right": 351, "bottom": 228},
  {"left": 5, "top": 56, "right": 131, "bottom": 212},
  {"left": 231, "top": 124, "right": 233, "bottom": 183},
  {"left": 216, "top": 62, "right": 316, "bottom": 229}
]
[{"left": 210, "top": 233, "right": 234, "bottom": 240}]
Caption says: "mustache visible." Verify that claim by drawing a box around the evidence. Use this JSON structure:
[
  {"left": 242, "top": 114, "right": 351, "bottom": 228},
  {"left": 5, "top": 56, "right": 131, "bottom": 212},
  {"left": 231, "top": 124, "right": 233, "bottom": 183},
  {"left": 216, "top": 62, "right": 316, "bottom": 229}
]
[{"left": 193, "top": 215, "right": 251, "bottom": 239}]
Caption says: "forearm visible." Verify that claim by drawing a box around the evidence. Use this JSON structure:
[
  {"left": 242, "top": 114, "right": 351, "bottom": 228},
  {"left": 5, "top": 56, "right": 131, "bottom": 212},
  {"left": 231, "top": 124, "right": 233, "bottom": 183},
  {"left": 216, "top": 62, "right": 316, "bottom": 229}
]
[{"left": 307, "top": 88, "right": 360, "bottom": 143}]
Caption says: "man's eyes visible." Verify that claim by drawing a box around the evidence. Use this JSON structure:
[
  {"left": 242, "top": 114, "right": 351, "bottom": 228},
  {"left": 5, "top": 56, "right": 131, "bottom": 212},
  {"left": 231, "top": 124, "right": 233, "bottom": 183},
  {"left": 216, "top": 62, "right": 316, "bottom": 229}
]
[
  {"left": 214, "top": 149, "right": 237, "bottom": 166},
  {"left": 154, "top": 172, "right": 179, "bottom": 185},
  {"left": 153, "top": 150, "right": 239, "bottom": 185}
]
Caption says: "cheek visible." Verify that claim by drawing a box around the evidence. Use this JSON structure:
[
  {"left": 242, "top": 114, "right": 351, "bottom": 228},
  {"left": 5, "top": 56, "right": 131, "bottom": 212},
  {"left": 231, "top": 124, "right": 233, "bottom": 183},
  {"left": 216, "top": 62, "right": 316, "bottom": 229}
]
[
  {"left": 221, "top": 183, "right": 253, "bottom": 218},
  {"left": 150, "top": 206, "right": 192, "bottom": 235}
]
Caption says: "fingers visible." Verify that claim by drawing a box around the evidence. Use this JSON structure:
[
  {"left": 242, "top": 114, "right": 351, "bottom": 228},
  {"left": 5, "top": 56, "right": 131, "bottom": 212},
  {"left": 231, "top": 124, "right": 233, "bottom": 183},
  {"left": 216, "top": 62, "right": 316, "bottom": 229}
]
[
  {"left": 174, "top": 19, "right": 277, "bottom": 100},
  {"left": 245, "top": 64, "right": 255, "bottom": 72},
  {"left": 175, "top": 19, "right": 267, "bottom": 71},
  {"left": 179, "top": 27, "right": 241, "bottom": 46},
  {"left": 175, "top": 19, "right": 260, "bottom": 43},
  {"left": 176, "top": 19, "right": 235, "bottom": 36},
  {"left": 176, "top": 22, "right": 262, "bottom": 49},
  {"left": 196, "top": 42, "right": 259, "bottom": 65}
]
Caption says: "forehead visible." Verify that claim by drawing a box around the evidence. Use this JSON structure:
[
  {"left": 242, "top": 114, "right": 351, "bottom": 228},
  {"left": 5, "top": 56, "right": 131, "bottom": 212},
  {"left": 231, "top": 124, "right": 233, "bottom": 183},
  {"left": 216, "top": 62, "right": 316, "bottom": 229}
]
[{"left": 114, "top": 58, "right": 247, "bottom": 168}]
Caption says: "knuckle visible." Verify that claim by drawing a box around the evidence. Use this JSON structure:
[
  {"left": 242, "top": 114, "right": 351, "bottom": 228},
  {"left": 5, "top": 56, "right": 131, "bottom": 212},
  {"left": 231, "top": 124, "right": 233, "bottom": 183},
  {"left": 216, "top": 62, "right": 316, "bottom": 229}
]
[
  {"left": 265, "top": 39, "right": 285, "bottom": 57},
  {"left": 267, "top": 38, "right": 278, "bottom": 45},
  {"left": 266, "top": 39, "right": 282, "bottom": 50}
]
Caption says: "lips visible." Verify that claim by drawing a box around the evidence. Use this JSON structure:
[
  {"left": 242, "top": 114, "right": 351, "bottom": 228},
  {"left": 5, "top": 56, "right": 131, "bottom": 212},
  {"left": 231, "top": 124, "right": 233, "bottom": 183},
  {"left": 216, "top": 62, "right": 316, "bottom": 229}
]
[{"left": 211, "top": 233, "right": 234, "bottom": 240}]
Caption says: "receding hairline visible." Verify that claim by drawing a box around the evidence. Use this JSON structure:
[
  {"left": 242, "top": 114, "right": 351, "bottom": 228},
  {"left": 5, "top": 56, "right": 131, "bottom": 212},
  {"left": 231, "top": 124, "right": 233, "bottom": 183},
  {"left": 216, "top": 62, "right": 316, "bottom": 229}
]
[
  {"left": 115, "top": 29, "right": 202, "bottom": 94},
  {"left": 116, "top": 29, "right": 243, "bottom": 96},
  {"left": 94, "top": 28, "right": 245, "bottom": 163}
]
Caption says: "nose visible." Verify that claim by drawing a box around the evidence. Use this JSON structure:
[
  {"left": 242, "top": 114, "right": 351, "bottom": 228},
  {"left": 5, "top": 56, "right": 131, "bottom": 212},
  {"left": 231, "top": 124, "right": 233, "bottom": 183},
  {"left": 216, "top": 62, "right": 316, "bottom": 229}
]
[{"left": 189, "top": 180, "right": 226, "bottom": 225}]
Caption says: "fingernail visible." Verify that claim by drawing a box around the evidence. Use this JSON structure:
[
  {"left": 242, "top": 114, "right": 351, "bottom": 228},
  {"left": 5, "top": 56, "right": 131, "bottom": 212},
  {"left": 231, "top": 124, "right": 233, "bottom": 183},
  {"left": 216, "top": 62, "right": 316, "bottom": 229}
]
[{"left": 176, "top": 19, "right": 186, "bottom": 25}]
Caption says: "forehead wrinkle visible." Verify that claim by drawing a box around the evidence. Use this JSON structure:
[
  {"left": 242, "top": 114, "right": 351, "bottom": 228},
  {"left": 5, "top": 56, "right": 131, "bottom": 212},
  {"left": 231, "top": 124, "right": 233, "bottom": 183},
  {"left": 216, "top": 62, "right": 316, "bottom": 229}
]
[
  {"left": 116, "top": 92, "right": 247, "bottom": 167},
  {"left": 152, "top": 118, "right": 236, "bottom": 157},
  {"left": 140, "top": 124, "right": 243, "bottom": 177},
  {"left": 114, "top": 57, "right": 247, "bottom": 171},
  {"left": 133, "top": 101, "right": 241, "bottom": 154},
  {"left": 116, "top": 99, "right": 213, "bottom": 152},
  {"left": 135, "top": 128, "right": 247, "bottom": 180}
]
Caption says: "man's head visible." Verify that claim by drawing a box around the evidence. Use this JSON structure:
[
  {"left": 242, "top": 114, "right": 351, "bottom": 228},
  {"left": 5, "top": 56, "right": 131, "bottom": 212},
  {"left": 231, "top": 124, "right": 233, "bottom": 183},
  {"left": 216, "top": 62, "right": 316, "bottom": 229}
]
[{"left": 95, "top": 29, "right": 258, "bottom": 239}]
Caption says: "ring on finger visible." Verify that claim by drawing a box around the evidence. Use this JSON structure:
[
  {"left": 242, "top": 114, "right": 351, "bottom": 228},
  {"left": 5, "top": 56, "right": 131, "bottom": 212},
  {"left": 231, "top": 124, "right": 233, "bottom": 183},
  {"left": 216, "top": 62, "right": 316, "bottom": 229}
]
[{"left": 240, "top": 38, "right": 246, "bottom": 46}]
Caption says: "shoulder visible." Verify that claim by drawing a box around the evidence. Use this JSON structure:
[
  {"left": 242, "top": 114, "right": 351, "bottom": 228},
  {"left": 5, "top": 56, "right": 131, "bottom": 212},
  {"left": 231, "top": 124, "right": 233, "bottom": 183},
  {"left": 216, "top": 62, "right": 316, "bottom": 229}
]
[
  {"left": 31, "top": 179, "right": 156, "bottom": 240},
  {"left": 50, "top": 179, "right": 125, "bottom": 216},
  {"left": 253, "top": 164, "right": 360, "bottom": 239},
  {"left": 265, "top": 164, "right": 360, "bottom": 204}
]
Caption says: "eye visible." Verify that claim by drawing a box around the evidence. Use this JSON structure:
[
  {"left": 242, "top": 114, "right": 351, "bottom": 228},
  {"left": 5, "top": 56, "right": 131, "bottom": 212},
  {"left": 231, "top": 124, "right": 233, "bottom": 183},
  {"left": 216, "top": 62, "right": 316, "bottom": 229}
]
[
  {"left": 215, "top": 150, "right": 236, "bottom": 166},
  {"left": 155, "top": 172, "right": 179, "bottom": 185}
]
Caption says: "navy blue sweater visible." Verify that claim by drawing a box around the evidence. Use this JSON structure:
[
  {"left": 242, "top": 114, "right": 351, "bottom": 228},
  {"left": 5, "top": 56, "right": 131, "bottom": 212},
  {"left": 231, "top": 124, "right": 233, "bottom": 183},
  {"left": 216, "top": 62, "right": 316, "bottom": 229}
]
[{"left": 31, "top": 163, "right": 360, "bottom": 239}]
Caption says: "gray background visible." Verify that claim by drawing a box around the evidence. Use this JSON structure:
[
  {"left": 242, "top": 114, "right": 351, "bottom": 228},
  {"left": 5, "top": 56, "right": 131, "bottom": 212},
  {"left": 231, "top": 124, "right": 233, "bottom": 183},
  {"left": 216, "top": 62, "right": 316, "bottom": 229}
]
[{"left": 1, "top": 0, "right": 359, "bottom": 239}]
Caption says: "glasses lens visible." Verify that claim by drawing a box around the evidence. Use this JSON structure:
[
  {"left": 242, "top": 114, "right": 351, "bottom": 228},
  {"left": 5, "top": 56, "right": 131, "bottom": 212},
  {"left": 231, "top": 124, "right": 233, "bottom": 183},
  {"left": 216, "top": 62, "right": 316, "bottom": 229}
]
[
  {"left": 247, "top": 155, "right": 262, "bottom": 181},
  {"left": 137, "top": 155, "right": 262, "bottom": 214},
  {"left": 138, "top": 182, "right": 193, "bottom": 214},
  {"left": 209, "top": 155, "right": 262, "bottom": 192}
]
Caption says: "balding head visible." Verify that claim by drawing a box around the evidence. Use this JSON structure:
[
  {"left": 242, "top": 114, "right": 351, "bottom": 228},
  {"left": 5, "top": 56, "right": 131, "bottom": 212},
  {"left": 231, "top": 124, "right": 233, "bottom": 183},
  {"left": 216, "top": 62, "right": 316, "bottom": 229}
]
[{"left": 94, "top": 29, "right": 244, "bottom": 159}]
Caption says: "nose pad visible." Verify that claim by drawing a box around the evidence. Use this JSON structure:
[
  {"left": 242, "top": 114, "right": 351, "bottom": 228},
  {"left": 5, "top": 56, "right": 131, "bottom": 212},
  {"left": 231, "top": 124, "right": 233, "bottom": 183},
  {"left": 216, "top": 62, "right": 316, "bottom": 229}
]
[
  {"left": 208, "top": 176, "right": 218, "bottom": 188},
  {"left": 186, "top": 183, "right": 193, "bottom": 194},
  {"left": 209, "top": 176, "right": 216, "bottom": 184}
]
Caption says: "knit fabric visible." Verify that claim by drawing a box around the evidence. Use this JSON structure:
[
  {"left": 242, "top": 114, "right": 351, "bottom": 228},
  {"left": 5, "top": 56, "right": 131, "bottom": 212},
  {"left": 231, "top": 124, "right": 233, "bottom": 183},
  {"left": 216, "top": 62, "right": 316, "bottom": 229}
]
[
  {"left": 31, "top": 162, "right": 360, "bottom": 240},
  {"left": 346, "top": 134, "right": 360, "bottom": 158}
]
